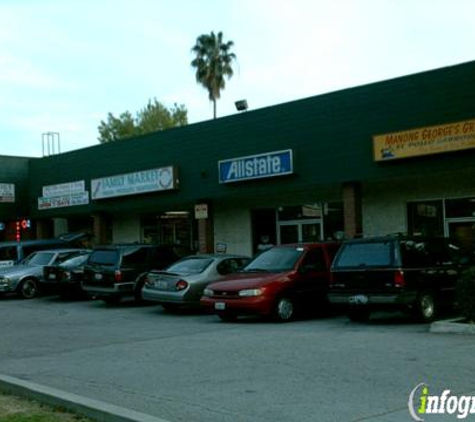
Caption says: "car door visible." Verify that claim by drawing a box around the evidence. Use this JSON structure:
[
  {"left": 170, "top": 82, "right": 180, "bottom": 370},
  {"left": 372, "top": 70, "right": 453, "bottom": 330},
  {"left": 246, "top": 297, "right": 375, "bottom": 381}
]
[{"left": 294, "top": 247, "right": 330, "bottom": 308}]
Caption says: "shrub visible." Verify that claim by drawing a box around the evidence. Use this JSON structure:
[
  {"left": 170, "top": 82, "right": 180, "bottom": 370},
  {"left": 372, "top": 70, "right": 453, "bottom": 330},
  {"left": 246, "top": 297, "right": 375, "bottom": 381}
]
[{"left": 456, "top": 267, "right": 475, "bottom": 323}]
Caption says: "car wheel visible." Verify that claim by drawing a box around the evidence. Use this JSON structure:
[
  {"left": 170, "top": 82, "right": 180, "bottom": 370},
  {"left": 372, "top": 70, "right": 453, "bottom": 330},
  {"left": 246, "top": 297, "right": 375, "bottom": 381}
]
[
  {"left": 218, "top": 314, "right": 237, "bottom": 322},
  {"left": 20, "top": 278, "right": 40, "bottom": 299},
  {"left": 134, "top": 278, "right": 146, "bottom": 303},
  {"left": 273, "top": 297, "right": 294, "bottom": 322},
  {"left": 348, "top": 307, "right": 370, "bottom": 322},
  {"left": 415, "top": 292, "right": 437, "bottom": 322}
]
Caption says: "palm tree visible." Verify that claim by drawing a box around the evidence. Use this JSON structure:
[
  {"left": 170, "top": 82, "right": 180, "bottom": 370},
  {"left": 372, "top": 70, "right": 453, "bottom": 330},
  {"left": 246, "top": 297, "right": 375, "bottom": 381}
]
[{"left": 191, "top": 31, "right": 236, "bottom": 119}]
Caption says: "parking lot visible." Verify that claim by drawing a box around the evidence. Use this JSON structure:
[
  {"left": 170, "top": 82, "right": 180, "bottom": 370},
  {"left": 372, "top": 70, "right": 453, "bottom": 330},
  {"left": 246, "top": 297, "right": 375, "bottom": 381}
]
[{"left": 0, "top": 296, "right": 474, "bottom": 422}]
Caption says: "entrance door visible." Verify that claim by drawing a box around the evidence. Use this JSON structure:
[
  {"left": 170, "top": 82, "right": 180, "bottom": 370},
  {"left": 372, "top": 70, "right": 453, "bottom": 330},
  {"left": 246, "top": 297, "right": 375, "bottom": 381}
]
[
  {"left": 278, "top": 219, "right": 322, "bottom": 244},
  {"left": 446, "top": 219, "right": 475, "bottom": 252}
]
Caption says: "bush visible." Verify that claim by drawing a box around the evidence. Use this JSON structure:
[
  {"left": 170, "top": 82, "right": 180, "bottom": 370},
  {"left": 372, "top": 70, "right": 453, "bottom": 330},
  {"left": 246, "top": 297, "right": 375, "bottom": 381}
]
[{"left": 456, "top": 267, "right": 475, "bottom": 323}]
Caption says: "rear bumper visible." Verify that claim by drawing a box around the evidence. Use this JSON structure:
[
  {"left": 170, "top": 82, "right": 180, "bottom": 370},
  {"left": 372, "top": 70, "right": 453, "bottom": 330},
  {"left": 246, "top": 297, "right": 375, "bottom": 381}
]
[
  {"left": 141, "top": 287, "right": 196, "bottom": 305},
  {"left": 82, "top": 282, "right": 134, "bottom": 297},
  {"left": 200, "top": 295, "right": 275, "bottom": 316},
  {"left": 328, "top": 291, "right": 417, "bottom": 307}
]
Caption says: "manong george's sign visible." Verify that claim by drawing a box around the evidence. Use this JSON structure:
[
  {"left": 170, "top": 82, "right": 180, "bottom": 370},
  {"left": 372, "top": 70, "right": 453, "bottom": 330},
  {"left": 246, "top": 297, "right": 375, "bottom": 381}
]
[{"left": 373, "top": 118, "right": 475, "bottom": 161}]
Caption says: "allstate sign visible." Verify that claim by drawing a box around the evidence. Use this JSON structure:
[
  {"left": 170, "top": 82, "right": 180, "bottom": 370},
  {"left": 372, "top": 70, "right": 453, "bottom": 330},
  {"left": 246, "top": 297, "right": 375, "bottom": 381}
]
[{"left": 218, "top": 149, "right": 293, "bottom": 183}]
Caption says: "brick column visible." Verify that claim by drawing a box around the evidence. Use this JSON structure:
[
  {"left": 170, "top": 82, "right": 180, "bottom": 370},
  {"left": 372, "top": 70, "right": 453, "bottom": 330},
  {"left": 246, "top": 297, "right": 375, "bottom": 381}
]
[
  {"left": 36, "top": 220, "right": 51, "bottom": 239},
  {"left": 342, "top": 182, "right": 362, "bottom": 239},
  {"left": 197, "top": 218, "right": 214, "bottom": 253},
  {"left": 92, "top": 214, "right": 109, "bottom": 245},
  {"left": 196, "top": 203, "right": 214, "bottom": 253}
]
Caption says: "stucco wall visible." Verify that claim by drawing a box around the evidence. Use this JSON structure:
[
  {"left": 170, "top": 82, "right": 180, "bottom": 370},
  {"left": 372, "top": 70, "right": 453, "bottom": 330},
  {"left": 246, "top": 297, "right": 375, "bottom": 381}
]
[
  {"left": 214, "top": 206, "right": 252, "bottom": 256},
  {"left": 362, "top": 168, "right": 475, "bottom": 236}
]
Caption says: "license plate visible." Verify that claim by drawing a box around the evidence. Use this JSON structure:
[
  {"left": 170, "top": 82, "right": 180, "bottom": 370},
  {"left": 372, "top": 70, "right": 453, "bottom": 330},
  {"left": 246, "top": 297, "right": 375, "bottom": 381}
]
[
  {"left": 349, "top": 294, "right": 368, "bottom": 305},
  {"left": 215, "top": 302, "right": 226, "bottom": 310},
  {"left": 48, "top": 274, "right": 56, "bottom": 280},
  {"left": 156, "top": 280, "right": 168, "bottom": 290},
  {"left": 94, "top": 273, "right": 103, "bottom": 281}
]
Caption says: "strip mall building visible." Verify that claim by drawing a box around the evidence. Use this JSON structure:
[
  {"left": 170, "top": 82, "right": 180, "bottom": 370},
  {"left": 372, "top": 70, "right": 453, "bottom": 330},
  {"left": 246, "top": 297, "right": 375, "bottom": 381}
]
[{"left": 2, "top": 60, "right": 475, "bottom": 255}]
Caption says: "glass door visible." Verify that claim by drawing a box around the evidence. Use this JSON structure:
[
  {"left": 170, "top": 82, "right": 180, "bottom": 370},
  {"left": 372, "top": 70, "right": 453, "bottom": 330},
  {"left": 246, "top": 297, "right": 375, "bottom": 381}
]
[
  {"left": 446, "top": 219, "right": 475, "bottom": 252},
  {"left": 277, "top": 219, "right": 322, "bottom": 244}
]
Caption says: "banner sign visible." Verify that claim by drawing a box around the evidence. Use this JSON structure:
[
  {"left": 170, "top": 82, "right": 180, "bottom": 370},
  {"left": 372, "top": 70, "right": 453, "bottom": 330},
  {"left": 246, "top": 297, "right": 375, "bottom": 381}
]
[
  {"left": 42, "top": 180, "right": 85, "bottom": 198},
  {"left": 38, "top": 192, "right": 90, "bottom": 210},
  {"left": 218, "top": 149, "right": 293, "bottom": 183},
  {"left": 373, "top": 119, "right": 475, "bottom": 161},
  {"left": 91, "top": 166, "right": 177, "bottom": 200},
  {"left": 39, "top": 180, "right": 88, "bottom": 210},
  {"left": 0, "top": 183, "right": 15, "bottom": 203}
]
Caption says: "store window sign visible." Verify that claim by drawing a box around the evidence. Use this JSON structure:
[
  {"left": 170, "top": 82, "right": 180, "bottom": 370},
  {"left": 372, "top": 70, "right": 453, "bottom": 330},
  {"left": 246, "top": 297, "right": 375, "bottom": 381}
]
[
  {"left": 373, "top": 118, "right": 475, "bottom": 161},
  {"left": 219, "top": 149, "right": 293, "bottom": 183},
  {"left": 91, "top": 166, "right": 177, "bottom": 200},
  {"left": 0, "top": 183, "right": 15, "bottom": 203}
]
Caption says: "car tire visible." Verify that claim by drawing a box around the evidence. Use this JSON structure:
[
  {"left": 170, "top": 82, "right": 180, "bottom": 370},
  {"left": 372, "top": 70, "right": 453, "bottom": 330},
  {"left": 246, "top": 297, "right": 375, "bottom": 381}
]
[
  {"left": 414, "top": 291, "right": 437, "bottom": 322},
  {"left": 19, "top": 278, "right": 40, "bottom": 299},
  {"left": 348, "top": 307, "right": 370, "bottom": 322},
  {"left": 218, "top": 314, "right": 237, "bottom": 322},
  {"left": 134, "top": 278, "right": 146, "bottom": 303},
  {"left": 273, "top": 297, "right": 294, "bottom": 322}
]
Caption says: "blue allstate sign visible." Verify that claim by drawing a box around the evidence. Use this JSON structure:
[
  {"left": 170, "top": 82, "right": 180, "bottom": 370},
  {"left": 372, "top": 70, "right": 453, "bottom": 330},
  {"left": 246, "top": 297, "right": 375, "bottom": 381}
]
[{"left": 218, "top": 149, "right": 293, "bottom": 183}]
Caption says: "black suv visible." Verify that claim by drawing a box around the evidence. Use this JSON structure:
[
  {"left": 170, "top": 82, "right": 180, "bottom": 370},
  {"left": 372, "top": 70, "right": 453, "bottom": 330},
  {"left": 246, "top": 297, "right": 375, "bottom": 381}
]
[
  {"left": 328, "top": 235, "right": 472, "bottom": 322},
  {"left": 82, "top": 244, "right": 191, "bottom": 304}
]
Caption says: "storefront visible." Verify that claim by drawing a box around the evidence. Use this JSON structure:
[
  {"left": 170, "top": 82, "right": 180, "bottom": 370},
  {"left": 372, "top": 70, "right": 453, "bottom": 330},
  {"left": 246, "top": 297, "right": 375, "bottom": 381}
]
[{"left": 1, "top": 60, "right": 475, "bottom": 254}]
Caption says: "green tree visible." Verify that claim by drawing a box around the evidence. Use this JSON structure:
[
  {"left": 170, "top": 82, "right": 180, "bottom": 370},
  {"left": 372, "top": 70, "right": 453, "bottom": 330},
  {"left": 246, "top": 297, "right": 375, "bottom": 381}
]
[
  {"left": 98, "top": 99, "right": 188, "bottom": 143},
  {"left": 191, "top": 31, "right": 236, "bottom": 119}
]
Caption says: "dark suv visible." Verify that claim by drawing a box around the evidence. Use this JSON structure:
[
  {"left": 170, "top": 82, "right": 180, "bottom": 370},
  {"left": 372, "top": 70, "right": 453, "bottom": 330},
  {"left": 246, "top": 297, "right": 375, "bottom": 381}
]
[
  {"left": 82, "top": 244, "right": 191, "bottom": 304},
  {"left": 328, "top": 235, "right": 472, "bottom": 322}
]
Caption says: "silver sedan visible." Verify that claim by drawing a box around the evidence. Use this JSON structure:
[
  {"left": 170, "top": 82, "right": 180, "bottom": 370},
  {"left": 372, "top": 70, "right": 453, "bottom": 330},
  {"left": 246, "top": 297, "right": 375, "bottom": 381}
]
[{"left": 142, "top": 254, "right": 250, "bottom": 310}]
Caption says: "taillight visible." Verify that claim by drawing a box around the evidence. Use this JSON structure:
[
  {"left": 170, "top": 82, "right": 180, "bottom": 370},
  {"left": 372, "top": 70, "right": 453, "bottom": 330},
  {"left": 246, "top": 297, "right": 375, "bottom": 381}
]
[
  {"left": 176, "top": 280, "right": 188, "bottom": 291},
  {"left": 394, "top": 270, "right": 405, "bottom": 288},
  {"left": 114, "top": 270, "right": 122, "bottom": 282}
]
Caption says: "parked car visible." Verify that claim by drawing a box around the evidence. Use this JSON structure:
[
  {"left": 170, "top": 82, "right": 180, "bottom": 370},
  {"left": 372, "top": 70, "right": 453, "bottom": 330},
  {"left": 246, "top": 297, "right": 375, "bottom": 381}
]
[
  {"left": 328, "top": 235, "right": 473, "bottom": 322},
  {"left": 200, "top": 243, "right": 341, "bottom": 322},
  {"left": 0, "top": 232, "right": 88, "bottom": 268},
  {"left": 0, "top": 248, "right": 91, "bottom": 299},
  {"left": 82, "top": 244, "right": 191, "bottom": 304},
  {"left": 142, "top": 254, "right": 250, "bottom": 310},
  {"left": 42, "top": 251, "right": 92, "bottom": 299}
]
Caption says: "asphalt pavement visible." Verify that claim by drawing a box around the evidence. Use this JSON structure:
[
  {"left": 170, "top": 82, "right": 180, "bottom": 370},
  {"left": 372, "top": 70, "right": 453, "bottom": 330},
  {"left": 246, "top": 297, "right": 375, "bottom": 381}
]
[{"left": 0, "top": 295, "right": 474, "bottom": 422}]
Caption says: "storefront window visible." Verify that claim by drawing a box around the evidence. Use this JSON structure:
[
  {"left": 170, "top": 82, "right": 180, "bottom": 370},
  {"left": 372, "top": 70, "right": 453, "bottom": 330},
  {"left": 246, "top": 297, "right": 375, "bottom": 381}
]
[
  {"left": 407, "top": 200, "right": 444, "bottom": 237},
  {"left": 445, "top": 198, "right": 475, "bottom": 219}
]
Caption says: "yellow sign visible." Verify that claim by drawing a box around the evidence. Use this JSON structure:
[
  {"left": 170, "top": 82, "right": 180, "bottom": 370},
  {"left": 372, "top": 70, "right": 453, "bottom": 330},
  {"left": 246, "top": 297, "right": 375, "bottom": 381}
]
[{"left": 373, "top": 118, "right": 475, "bottom": 161}]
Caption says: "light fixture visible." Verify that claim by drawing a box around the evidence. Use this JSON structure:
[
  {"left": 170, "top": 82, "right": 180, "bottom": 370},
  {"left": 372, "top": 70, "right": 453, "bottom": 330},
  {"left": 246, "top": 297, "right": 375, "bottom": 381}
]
[{"left": 235, "top": 99, "right": 248, "bottom": 112}]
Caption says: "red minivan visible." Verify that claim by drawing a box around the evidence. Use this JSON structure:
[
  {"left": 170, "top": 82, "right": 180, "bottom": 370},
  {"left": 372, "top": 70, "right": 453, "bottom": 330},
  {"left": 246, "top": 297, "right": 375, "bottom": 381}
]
[{"left": 200, "top": 243, "right": 340, "bottom": 321}]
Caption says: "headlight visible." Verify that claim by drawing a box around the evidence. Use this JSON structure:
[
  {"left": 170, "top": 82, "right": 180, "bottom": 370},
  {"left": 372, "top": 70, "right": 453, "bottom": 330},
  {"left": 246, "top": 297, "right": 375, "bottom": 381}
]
[
  {"left": 203, "top": 288, "right": 214, "bottom": 296},
  {"left": 238, "top": 288, "right": 263, "bottom": 297}
]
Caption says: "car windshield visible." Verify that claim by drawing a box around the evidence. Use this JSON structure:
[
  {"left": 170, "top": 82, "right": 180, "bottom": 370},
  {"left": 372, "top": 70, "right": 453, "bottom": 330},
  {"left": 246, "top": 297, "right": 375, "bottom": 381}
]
[
  {"left": 243, "top": 248, "right": 303, "bottom": 272},
  {"left": 88, "top": 250, "right": 120, "bottom": 266},
  {"left": 166, "top": 258, "right": 213, "bottom": 274},
  {"left": 334, "top": 241, "right": 393, "bottom": 268},
  {"left": 22, "top": 252, "right": 55, "bottom": 266}
]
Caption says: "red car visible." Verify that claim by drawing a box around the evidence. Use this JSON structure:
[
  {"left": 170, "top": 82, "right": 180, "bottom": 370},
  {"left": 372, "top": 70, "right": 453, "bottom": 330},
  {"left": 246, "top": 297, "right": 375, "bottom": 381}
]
[{"left": 200, "top": 243, "right": 340, "bottom": 321}]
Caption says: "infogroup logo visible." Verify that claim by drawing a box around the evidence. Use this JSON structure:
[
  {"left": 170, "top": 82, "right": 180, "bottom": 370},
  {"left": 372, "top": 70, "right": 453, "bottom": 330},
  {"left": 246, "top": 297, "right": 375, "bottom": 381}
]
[{"left": 408, "top": 383, "right": 475, "bottom": 421}]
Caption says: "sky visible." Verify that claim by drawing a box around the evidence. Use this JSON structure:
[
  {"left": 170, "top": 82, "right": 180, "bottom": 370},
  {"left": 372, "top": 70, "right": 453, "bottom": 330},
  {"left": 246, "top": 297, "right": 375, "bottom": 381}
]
[{"left": 1, "top": 0, "right": 474, "bottom": 157}]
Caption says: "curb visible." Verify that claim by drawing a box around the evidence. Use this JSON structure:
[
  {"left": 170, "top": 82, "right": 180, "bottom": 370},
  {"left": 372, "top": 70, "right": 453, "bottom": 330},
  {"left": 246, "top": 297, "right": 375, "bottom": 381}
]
[
  {"left": 0, "top": 374, "right": 170, "bottom": 422},
  {"left": 430, "top": 317, "right": 475, "bottom": 335}
]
